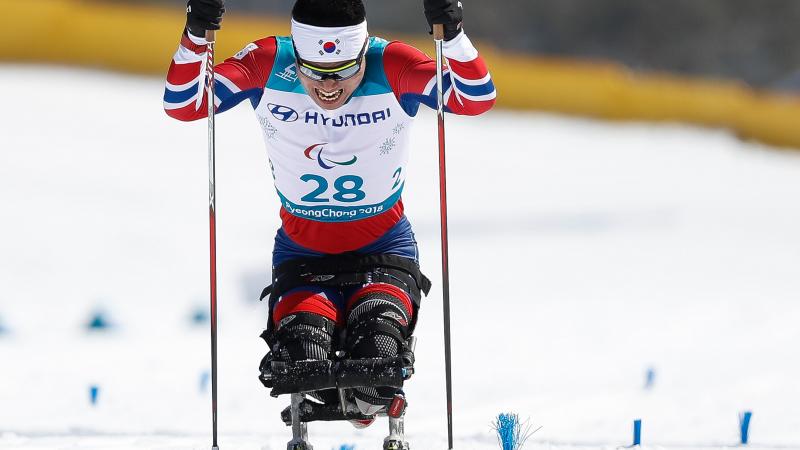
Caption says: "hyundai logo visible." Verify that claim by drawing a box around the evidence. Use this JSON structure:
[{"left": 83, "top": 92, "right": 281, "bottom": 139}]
[{"left": 267, "top": 104, "right": 299, "bottom": 122}]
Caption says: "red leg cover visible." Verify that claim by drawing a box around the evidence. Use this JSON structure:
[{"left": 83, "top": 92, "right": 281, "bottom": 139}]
[
  {"left": 346, "top": 283, "right": 414, "bottom": 320},
  {"left": 273, "top": 290, "right": 340, "bottom": 327}
]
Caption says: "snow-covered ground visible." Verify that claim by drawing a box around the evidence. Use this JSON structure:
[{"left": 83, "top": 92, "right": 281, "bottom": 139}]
[{"left": 2, "top": 65, "right": 800, "bottom": 450}]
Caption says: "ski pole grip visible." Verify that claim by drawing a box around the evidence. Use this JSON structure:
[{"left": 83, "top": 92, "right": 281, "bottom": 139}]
[
  {"left": 205, "top": 30, "right": 217, "bottom": 42},
  {"left": 433, "top": 24, "right": 444, "bottom": 41}
]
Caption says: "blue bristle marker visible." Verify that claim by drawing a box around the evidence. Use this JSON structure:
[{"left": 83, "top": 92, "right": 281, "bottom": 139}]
[
  {"left": 493, "top": 413, "right": 534, "bottom": 450},
  {"left": 644, "top": 367, "right": 656, "bottom": 389},
  {"left": 191, "top": 307, "right": 209, "bottom": 325},
  {"left": 87, "top": 311, "right": 111, "bottom": 330},
  {"left": 633, "top": 419, "right": 642, "bottom": 446},
  {"left": 740, "top": 411, "right": 752, "bottom": 444},
  {"left": 89, "top": 385, "right": 99, "bottom": 406}
]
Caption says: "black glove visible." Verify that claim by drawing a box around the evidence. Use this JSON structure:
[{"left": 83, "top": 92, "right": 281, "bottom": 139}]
[
  {"left": 186, "top": 0, "right": 225, "bottom": 38},
  {"left": 424, "top": 0, "right": 463, "bottom": 41}
]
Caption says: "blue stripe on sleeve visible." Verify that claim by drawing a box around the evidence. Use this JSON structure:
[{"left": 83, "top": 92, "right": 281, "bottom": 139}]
[
  {"left": 163, "top": 83, "right": 199, "bottom": 104},
  {"left": 399, "top": 74, "right": 456, "bottom": 116},
  {"left": 400, "top": 93, "right": 453, "bottom": 117},
  {"left": 439, "top": 74, "right": 454, "bottom": 96},
  {"left": 453, "top": 78, "right": 496, "bottom": 97},
  {"left": 217, "top": 88, "right": 264, "bottom": 113},
  {"left": 400, "top": 93, "right": 431, "bottom": 116},
  {"left": 213, "top": 79, "right": 235, "bottom": 102}
]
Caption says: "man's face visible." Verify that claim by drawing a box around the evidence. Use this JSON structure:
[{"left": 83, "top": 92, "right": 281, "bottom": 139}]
[{"left": 296, "top": 45, "right": 367, "bottom": 111}]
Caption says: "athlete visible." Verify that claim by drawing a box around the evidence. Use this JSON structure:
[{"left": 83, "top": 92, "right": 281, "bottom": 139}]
[{"left": 164, "top": 0, "right": 495, "bottom": 426}]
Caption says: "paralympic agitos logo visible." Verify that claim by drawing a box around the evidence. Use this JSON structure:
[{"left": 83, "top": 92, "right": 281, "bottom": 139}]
[{"left": 304, "top": 143, "right": 357, "bottom": 169}]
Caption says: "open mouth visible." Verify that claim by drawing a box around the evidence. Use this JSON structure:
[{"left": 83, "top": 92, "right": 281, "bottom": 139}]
[{"left": 315, "top": 88, "right": 344, "bottom": 103}]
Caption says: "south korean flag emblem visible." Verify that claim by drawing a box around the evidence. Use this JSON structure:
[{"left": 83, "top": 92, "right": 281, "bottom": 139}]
[{"left": 318, "top": 38, "right": 342, "bottom": 56}]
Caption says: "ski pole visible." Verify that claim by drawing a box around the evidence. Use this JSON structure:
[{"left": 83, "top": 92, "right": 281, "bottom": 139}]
[
  {"left": 433, "top": 23, "right": 455, "bottom": 450},
  {"left": 204, "top": 28, "right": 220, "bottom": 450}
]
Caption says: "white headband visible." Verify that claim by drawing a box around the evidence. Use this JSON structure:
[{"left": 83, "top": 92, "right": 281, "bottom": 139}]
[{"left": 291, "top": 19, "right": 368, "bottom": 63}]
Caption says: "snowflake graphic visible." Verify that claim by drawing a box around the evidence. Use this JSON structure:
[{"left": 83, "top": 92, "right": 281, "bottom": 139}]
[
  {"left": 379, "top": 137, "right": 396, "bottom": 155},
  {"left": 392, "top": 123, "right": 405, "bottom": 135},
  {"left": 260, "top": 117, "right": 278, "bottom": 140}
]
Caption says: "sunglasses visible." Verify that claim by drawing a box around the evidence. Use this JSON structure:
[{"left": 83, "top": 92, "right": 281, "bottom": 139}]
[{"left": 293, "top": 40, "right": 368, "bottom": 82}]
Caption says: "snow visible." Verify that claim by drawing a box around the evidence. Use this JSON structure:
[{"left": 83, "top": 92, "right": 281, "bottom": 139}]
[{"left": 2, "top": 65, "right": 800, "bottom": 449}]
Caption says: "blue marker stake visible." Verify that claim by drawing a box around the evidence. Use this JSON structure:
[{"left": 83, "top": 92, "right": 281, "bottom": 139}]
[
  {"left": 644, "top": 367, "right": 656, "bottom": 390},
  {"left": 334, "top": 445, "right": 355, "bottom": 450},
  {"left": 633, "top": 419, "right": 642, "bottom": 446},
  {"left": 739, "top": 411, "right": 752, "bottom": 444},
  {"left": 89, "top": 385, "right": 100, "bottom": 406},
  {"left": 200, "top": 370, "right": 210, "bottom": 392}
]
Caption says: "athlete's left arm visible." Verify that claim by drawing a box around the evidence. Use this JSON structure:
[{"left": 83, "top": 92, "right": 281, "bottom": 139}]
[{"left": 383, "top": 32, "right": 496, "bottom": 116}]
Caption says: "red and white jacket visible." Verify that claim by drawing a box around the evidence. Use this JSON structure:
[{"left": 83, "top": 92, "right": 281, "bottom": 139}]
[{"left": 165, "top": 30, "right": 495, "bottom": 254}]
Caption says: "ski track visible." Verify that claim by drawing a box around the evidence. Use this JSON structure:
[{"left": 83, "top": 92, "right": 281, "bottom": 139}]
[{"left": 2, "top": 65, "right": 800, "bottom": 449}]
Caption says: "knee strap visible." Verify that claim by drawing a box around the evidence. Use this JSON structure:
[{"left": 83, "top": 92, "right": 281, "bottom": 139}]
[
  {"left": 275, "top": 312, "right": 336, "bottom": 349},
  {"left": 347, "top": 314, "right": 406, "bottom": 351},
  {"left": 272, "top": 312, "right": 336, "bottom": 362},
  {"left": 346, "top": 288, "right": 411, "bottom": 356}
]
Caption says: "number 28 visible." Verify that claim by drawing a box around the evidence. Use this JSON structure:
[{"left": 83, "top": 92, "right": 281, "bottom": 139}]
[{"left": 300, "top": 174, "right": 366, "bottom": 203}]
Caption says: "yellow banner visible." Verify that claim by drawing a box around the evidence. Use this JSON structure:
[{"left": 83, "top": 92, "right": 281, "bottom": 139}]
[{"left": 5, "top": 0, "right": 800, "bottom": 148}]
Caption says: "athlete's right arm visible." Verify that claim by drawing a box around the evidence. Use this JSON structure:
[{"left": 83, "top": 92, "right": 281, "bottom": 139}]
[{"left": 163, "top": 31, "right": 277, "bottom": 122}]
